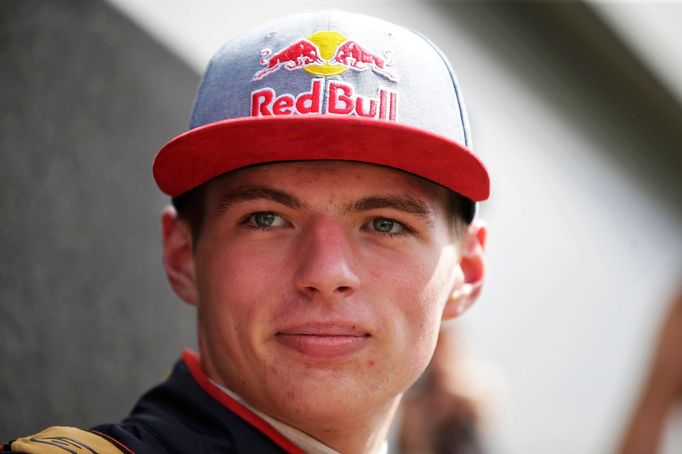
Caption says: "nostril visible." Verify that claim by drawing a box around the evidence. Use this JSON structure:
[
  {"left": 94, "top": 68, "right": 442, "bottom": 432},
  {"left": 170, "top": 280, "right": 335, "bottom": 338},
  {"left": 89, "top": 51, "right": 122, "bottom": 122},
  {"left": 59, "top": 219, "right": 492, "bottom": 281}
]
[{"left": 302, "top": 285, "right": 354, "bottom": 297}]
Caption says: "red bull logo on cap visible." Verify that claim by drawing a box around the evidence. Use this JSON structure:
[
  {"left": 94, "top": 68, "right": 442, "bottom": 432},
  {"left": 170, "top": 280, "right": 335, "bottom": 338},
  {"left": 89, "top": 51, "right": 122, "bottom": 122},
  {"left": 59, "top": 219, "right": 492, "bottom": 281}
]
[
  {"left": 251, "top": 31, "right": 398, "bottom": 121},
  {"left": 253, "top": 30, "right": 398, "bottom": 82},
  {"left": 253, "top": 39, "right": 325, "bottom": 81}
]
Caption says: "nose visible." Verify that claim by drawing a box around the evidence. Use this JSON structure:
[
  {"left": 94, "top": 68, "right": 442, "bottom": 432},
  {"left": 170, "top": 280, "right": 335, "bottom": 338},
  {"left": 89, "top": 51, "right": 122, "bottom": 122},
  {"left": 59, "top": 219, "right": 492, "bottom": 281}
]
[{"left": 294, "top": 218, "right": 360, "bottom": 300}]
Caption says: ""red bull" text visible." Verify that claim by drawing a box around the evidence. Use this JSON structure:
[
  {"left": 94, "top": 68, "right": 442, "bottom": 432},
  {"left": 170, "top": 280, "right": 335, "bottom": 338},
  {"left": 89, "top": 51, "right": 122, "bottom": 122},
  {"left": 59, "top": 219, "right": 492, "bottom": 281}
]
[{"left": 251, "top": 79, "right": 397, "bottom": 121}]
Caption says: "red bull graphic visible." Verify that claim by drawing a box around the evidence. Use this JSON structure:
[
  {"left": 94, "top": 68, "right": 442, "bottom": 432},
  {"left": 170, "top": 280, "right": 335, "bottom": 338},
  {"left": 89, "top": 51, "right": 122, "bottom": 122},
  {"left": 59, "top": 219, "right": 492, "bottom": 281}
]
[
  {"left": 253, "top": 31, "right": 398, "bottom": 82},
  {"left": 252, "top": 78, "right": 397, "bottom": 121},
  {"left": 253, "top": 39, "right": 324, "bottom": 81},
  {"left": 329, "top": 40, "right": 397, "bottom": 82}
]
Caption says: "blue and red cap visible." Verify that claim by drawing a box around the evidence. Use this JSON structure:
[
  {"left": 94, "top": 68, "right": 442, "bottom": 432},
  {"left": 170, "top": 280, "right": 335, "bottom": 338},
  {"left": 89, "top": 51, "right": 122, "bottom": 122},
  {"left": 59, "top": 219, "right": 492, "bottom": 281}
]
[{"left": 153, "top": 10, "right": 490, "bottom": 208}]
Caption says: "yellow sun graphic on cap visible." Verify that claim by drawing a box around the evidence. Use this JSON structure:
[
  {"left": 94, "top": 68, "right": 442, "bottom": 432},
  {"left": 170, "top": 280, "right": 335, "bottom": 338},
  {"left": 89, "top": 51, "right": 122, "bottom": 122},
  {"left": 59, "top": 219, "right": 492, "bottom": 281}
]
[{"left": 304, "top": 31, "right": 349, "bottom": 76}]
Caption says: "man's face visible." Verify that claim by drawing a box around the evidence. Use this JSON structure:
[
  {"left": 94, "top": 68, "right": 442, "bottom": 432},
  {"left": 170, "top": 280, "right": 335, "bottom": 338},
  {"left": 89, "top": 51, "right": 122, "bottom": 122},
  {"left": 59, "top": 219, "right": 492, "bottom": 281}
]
[{"left": 169, "top": 161, "right": 471, "bottom": 430}]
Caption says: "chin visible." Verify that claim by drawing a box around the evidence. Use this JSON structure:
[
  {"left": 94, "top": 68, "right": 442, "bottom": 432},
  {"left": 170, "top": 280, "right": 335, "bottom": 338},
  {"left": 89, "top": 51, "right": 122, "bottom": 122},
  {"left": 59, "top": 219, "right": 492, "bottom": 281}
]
[{"left": 267, "top": 367, "right": 405, "bottom": 421}]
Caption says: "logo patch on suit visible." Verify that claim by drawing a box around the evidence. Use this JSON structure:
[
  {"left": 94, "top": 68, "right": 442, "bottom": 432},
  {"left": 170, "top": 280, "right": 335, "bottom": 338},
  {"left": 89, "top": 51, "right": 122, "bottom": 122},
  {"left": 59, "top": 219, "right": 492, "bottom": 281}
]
[{"left": 10, "top": 427, "right": 124, "bottom": 454}]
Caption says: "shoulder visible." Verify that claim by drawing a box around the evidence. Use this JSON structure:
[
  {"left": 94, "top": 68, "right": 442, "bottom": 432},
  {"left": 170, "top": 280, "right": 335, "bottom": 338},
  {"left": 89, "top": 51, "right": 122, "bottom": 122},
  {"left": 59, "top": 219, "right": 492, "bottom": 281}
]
[{"left": 2, "top": 426, "right": 129, "bottom": 453}]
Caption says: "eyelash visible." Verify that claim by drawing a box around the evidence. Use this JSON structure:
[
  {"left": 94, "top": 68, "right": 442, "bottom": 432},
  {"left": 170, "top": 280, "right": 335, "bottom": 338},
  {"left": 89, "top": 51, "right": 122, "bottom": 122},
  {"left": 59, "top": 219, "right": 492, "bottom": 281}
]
[
  {"left": 240, "top": 211, "right": 290, "bottom": 230},
  {"left": 363, "top": 217, "right": 413, "bottom": 237},
  {"left": 239, "top": 212, "right": 414, "bottom": 237}
]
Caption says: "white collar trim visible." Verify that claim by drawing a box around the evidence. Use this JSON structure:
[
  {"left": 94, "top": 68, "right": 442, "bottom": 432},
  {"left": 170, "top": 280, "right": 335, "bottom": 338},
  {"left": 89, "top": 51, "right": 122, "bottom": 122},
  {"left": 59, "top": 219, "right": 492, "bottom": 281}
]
[{"left": 209, "top": 379, "right": 387, "bottom": 454}]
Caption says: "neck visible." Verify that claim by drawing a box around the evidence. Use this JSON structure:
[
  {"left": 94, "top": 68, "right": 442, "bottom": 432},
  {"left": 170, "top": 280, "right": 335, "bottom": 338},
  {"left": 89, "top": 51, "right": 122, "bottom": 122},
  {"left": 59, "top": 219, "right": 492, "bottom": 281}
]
[{"left": 297, "top": 395, "right": 401, "bottom": 454}]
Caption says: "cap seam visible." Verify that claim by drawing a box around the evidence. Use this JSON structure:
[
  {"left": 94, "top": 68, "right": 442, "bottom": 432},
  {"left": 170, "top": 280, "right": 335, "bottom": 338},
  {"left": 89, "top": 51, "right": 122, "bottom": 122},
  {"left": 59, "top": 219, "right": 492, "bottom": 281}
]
[{"left": 408, "top": 29, "right": 471, "bottom": 148}]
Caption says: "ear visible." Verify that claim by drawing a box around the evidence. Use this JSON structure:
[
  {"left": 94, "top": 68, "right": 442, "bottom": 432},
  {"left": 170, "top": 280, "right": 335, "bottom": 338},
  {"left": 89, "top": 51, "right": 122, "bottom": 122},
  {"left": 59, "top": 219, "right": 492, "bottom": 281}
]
[
  {"left": 442, "top": 220, "right": 487, "bottom": 320},
  {"left": 162, "top": 205, "right": 199, "bottom": 306}
]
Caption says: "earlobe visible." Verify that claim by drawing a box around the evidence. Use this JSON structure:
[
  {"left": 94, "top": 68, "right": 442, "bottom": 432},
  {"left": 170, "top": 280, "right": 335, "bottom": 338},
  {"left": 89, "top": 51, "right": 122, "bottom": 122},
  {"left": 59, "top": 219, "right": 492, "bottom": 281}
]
[
  {"left": 443, "top": 220, "right": 487, "bottom": 320},
  {"left": 162, "top": 206, "right": 199, "bottom": 306}
]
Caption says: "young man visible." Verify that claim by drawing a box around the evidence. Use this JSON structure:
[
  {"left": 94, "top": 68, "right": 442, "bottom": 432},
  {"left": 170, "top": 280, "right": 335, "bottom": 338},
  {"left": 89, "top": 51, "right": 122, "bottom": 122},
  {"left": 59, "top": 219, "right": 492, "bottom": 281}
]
[{"left": 3, "top": 10, "right": 489, "bottom": 454}]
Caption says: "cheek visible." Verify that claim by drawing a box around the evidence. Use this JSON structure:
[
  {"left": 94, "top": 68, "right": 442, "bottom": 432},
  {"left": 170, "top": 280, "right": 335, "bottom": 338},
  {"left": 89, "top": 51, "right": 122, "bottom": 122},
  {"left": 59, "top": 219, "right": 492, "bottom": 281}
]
[
  {"left": 198, "top": 235, "right": 288, "bottom": 296},
  {"left": 375, "top": 245, "right": 456, "bottom": 316},
  {"left": 374, "top": 245, "right": 459, "bottom": 364},
  {"left": 194, "top": 243, "right": 282, "bottom": 343}
]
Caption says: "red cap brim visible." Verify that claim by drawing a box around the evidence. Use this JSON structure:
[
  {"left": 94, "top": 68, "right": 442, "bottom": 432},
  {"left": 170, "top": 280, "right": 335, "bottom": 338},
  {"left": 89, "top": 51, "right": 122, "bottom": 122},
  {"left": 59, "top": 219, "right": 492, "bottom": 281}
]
[{"left": 153, "top": 115, "right": 490, "bottom": 201}]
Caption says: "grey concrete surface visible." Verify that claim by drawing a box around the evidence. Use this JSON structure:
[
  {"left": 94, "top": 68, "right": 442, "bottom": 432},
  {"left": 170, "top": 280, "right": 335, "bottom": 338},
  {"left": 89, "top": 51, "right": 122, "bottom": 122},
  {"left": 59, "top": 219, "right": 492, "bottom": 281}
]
[{"left": 0, "top": 0, "right": 199, "bottom": 438}]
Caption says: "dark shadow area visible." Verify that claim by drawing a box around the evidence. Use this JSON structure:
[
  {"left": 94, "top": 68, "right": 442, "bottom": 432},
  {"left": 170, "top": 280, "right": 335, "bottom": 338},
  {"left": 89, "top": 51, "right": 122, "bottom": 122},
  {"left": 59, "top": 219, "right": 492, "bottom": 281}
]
[{"left": 0, "top": 0, "right": 199, "bottom": 437}]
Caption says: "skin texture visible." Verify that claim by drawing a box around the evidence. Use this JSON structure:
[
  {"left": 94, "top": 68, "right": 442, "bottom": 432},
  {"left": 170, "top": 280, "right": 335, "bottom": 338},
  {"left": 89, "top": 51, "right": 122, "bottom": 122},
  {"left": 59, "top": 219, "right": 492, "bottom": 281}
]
[{"left": 162, "top": 161, "right": 486, "bottom": 454}]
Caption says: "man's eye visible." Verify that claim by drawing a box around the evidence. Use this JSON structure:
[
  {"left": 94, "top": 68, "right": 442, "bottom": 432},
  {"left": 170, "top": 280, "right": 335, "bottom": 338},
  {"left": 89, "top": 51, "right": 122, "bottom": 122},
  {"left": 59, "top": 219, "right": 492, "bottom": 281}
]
[
  {"left": 370, "top": 217, "right": 407, "bottom": 235},
  {"left": 245, "top": 212, "right": 287, "bottom": 228}
]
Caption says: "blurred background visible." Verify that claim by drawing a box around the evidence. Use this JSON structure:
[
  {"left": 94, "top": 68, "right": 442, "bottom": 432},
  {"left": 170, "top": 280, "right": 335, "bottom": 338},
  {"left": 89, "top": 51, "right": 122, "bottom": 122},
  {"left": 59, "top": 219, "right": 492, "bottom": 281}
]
[{"left": 1, "top": 1, "right": 681, "bottom": 452}]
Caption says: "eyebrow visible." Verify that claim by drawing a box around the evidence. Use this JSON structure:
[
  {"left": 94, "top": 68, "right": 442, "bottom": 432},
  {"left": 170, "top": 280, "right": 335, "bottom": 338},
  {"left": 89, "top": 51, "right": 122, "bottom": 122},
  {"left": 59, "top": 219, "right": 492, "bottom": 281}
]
[
  {"left": 347, "top": 195, "right": 435, "bottom": 225},
  {"left": 215, "top": 185, "right": 435, "bottom": 224},
  {"left": 216, "top": 186, "right": 304, "bottom": 214}
]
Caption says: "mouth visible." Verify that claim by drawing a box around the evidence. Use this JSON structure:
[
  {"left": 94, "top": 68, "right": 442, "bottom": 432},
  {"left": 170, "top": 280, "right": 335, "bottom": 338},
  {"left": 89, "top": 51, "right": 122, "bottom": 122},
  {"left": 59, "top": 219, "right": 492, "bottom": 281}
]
[{"left": 275, "top": 323, "right": 371, "bottom": 360}]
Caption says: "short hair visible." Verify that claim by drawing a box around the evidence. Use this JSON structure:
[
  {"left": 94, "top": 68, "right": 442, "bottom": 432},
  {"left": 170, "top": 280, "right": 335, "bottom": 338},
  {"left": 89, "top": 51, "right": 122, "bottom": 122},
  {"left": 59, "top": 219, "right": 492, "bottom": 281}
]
[{"left": 172, "top": 186, "right": 206, "bottom": 245}]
